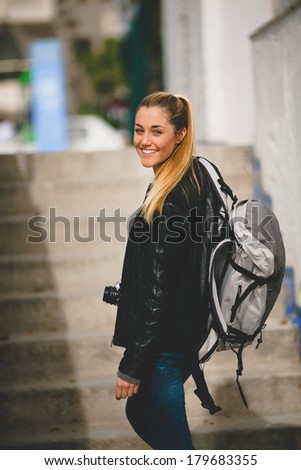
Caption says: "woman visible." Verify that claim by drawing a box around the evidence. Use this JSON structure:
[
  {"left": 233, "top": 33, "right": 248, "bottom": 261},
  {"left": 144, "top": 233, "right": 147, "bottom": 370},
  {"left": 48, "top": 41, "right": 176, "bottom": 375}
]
[{"left": 112, "top": 92, "right": 216, "bottom": 450}]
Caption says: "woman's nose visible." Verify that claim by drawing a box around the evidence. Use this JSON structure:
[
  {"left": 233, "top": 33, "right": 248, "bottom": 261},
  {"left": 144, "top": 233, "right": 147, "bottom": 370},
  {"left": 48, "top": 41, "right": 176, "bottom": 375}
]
[{"left": 141, "top": 132, "right": 152, "bottom": 146}]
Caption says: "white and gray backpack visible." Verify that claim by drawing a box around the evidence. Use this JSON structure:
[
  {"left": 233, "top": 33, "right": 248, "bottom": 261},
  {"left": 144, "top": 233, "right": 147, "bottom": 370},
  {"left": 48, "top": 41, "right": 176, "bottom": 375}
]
[{"left": 192, "top": 157, "right": 286, "bottom": 414}]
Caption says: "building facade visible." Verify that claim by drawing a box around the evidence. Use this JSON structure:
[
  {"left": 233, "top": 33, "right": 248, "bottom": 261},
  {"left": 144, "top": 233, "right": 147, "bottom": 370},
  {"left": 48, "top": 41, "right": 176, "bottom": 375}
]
[
  {"left": 252, "top": 0, "right": 301, "bottom": 308},
  {"left": 0, "top": 0, "right": 132, "bottom": 114},
  {"left": 161, "top": 0, "right": 274, "bottom": 145}
]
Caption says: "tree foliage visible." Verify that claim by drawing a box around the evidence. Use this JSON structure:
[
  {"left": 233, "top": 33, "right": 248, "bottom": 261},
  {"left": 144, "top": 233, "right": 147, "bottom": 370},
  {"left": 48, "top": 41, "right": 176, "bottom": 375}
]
[{"left": 78, "top": 38, "right": 126, "bottom": 95}]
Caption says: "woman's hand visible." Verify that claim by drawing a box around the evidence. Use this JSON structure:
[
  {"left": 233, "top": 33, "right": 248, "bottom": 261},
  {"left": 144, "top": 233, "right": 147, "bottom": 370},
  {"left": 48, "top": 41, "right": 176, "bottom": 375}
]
[{"left": 115, "top": 377, "right": 139, "bottom": 400}]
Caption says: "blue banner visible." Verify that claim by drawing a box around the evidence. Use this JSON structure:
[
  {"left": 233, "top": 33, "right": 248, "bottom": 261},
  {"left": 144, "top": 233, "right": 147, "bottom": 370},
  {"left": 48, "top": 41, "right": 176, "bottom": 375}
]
[{"left": 30, "top": 39, "right": 68, "bottom": 152}]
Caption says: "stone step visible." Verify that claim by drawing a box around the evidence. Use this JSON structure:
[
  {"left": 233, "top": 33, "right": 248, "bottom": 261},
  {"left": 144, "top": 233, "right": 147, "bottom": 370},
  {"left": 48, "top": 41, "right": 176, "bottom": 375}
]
[
  {"left": 0, "top": 291, "right": 116, "bottom": 337},
  {"left": 0, "top": 149, "right": 151, "bottom": 218},
  {"left": 0, "top": 146, "right": 252, "bottom": 218},
  {"left": 0, "top": 377, "right": 124, "bottom": 432},
  {"left": 0, "top": 317, "right": 298, "bottom": 386},
  {"left": 0, "top": 362, "right": 300, "bottom": 444},
  {"left": 0, "top": 149, "right": 149, "bottom": 183},
  {"left": 191, "top": 412, "right": 301, "bottom": 451},
  {"left": 0, "top": 177, "right": 149, "bottom": 217},
  {"left": 0, "top": 214, "right": 128, "bottom": 256},
  {"left": 0, "top": 252, "right": 123, "bottom": 295},
  {"left": 185, "top": 360, "right": 301, "bottom": 418},
  {"left": 0, "top": 422, "right": 147, "bottom": 450},
  {"left": 0, "top": 170, "right": 252, "bottom": 218},
  {"left": 0, "top": 147, "right": 250, "bottom": 183},
  {"left": 0, "top": 331, "right": 122, "bottom": 385},
  {"left": 1, "top": 412, "right": 301, "bottom": 450},
  {"left": 196, "top": 145, "right": 255, "bottom": 199},
  {"left": 195, "top": 145, "right": 253, "bottom": 174}
]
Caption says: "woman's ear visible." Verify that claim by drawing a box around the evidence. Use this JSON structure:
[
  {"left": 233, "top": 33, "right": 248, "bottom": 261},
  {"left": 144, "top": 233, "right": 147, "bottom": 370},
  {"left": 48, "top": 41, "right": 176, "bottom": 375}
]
[{"left": 176, "top": 128, "right": 187, "bottom": 144}]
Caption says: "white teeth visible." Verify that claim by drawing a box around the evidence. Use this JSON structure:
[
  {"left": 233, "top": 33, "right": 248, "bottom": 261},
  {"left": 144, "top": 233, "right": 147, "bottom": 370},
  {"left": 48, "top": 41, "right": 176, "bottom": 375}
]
[{"left": 142, "top": 149, "right": 156, "bottom": 154}]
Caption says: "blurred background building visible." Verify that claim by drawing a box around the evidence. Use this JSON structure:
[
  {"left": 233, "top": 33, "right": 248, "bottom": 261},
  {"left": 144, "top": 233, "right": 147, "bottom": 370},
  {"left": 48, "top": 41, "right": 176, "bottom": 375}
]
[
  {"left": 0, "top": 0, "right": 296, "bottom": 144},
  {"left": 0, "top": 0, "right": 136, "bottom": 127},
  {"left": 0, "top": 0, "right": 300, "bottom": 450}
]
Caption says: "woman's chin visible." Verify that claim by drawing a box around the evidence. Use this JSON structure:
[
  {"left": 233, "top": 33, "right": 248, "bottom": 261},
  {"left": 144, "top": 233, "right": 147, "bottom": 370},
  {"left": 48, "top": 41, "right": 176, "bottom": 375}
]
[{"left": 139, "top": 158, "right": 155, "bottom": 169}]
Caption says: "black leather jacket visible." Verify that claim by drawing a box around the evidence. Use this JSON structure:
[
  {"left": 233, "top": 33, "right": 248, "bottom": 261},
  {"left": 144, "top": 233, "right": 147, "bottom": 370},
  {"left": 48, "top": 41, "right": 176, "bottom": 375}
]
[{"left": 112, "top": 158, "right": 220, "bottom": 382}]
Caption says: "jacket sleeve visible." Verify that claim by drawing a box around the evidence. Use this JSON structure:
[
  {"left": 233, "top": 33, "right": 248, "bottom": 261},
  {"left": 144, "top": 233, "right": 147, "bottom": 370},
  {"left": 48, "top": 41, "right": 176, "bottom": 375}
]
[{"left": 118, "top": 201, "right": 187, "bottom": 381}]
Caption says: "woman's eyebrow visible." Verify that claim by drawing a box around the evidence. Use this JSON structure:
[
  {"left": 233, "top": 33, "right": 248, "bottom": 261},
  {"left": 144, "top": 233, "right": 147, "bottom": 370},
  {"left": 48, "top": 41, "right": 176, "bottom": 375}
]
[{"left": 134, "top": 123, "right": 165, "bottom": 129}]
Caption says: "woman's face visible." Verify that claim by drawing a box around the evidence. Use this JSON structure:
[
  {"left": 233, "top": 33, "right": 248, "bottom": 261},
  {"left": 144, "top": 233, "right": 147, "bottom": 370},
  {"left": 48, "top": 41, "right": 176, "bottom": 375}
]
[{"left": 134, "top": 106, "right": 186, "bottom": 171}]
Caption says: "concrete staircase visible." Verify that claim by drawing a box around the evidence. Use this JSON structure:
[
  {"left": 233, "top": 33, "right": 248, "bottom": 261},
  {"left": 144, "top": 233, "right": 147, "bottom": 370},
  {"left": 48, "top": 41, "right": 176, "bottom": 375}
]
[{"left": 0, "top": 146, "right": 300, "bottom": 450}]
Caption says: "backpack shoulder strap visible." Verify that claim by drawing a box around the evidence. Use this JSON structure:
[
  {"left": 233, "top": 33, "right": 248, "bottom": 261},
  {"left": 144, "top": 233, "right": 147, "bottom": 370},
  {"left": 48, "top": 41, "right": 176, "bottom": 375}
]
[{"left": 198, "top": 156, "right": 238, "bottom": 212}]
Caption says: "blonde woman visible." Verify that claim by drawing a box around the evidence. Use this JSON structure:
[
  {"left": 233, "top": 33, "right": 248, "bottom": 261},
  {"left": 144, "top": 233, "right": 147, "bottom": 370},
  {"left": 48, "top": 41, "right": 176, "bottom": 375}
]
[{"left": 112, "top": 92, "right": 215, "bottom": 449}]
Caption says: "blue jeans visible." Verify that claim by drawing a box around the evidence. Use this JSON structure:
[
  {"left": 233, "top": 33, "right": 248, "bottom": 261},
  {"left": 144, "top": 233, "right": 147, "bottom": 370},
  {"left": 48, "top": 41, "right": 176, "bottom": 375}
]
[{"left": 125, "top": 352, "right": 195, "bottom": 450}]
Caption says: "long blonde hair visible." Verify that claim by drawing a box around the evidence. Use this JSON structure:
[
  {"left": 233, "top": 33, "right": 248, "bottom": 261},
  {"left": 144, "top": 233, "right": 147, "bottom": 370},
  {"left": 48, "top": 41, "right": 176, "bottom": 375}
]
[{"left": 137, "top": 92, "right": 198, "bottom": 222}]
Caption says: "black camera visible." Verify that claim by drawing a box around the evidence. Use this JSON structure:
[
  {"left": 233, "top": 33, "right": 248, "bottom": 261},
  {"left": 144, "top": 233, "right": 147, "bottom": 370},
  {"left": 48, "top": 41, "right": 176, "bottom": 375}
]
[{"left": 103, "top": 282, "right": 121, "bottom": 306}]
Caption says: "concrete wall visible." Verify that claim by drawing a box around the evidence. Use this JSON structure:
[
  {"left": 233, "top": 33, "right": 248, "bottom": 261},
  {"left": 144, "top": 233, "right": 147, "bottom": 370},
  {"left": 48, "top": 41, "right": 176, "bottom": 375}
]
[
  {"left": 161, "top": 0, "right": 204, "bottom": 143},
  {"left": 252, "top": 2, "right": 301, "bottom": 304}
]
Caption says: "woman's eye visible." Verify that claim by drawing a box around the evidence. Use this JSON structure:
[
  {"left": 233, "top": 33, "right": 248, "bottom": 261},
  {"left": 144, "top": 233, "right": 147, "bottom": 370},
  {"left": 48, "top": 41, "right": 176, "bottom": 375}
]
[
  {"left": 153, "top": 130, "right": 162, "bottom": 135},
  {"left": 134, "top": 128, "right": 143, "bottom": 134}
]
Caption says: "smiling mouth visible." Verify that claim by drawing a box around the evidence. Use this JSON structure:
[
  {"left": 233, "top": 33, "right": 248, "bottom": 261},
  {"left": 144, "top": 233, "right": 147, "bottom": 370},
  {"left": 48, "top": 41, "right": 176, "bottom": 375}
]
[{"left": 141, "top": 149, "right": 157, "bottom": 155}]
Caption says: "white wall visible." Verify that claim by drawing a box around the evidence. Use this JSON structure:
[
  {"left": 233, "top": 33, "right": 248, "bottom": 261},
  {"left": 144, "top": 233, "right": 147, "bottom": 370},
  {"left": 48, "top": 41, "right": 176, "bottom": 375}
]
[
  {"left": 202, "top": 0, "right": 273, "bottom": 145},
  {"left": 161, "top": 0, "right": 273, "bottom": 145},
  {"left": 272, "top": 0, "right": 300, "bottom": 15},
  {"left": 252, "top": 4, "right": 301, "bottom": 304}
]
